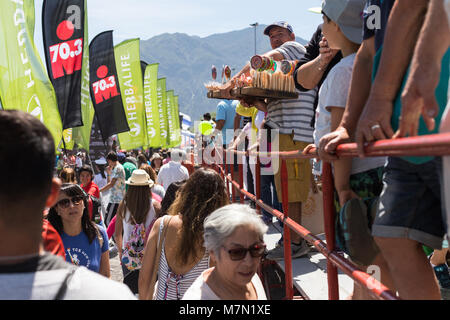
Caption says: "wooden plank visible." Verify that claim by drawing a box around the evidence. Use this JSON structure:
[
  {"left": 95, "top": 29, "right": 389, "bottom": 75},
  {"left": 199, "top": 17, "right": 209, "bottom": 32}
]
[{"left": 206, "top": 86, "right": 298, "bottom": 100}]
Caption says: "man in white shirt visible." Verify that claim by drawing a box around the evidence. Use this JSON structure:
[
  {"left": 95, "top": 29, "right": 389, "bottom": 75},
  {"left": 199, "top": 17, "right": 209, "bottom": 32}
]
[
  {"left": 157, "top": 149, "right": 189, "bottom": 191},
  {"left": 0, "top": 110, "right": 135, "bottom": 300}
]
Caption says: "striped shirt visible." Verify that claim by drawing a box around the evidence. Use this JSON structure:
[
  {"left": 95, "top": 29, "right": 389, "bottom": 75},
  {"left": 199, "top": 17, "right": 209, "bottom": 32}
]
[
  {"left": 265, "top": 41, "right": 317, "bottom": 143},
  {"left": 155, "top": 216, "right": 209, "bottom": 300}
]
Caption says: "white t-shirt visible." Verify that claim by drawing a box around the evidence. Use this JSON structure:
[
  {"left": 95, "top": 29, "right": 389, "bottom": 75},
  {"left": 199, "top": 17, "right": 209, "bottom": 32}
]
[
  {"left": 0, "top": 256, "right": 136, "bottom": 300},
  {"left": 314, "top": 53, "right": 386, "bottom": 174},
  {"left": 94, "top": 173, "right": 107, "bottom": 190},
  {"left": 156, "top": 161, "right": 189, "bottom": 191},
  {"left": 182, "top": 268, "right": 267, "bottom": 300}
]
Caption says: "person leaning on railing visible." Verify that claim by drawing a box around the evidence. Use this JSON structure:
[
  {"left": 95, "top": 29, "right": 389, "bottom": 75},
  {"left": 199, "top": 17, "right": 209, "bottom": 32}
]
[{"left": 318, "top": 0, "right": 449, "bottom": 300}]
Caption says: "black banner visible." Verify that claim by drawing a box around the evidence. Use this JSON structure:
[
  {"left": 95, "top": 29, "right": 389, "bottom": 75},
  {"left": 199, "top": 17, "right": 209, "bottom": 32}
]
[
  {"left": 140, "top": 60, "right": 148, "bottom": 83},
  {"left": 42, "top": 0, "right": 85, "bottom": 129},
  {"left": 89, "top": 30, "right": 129, "bottom": 141}
]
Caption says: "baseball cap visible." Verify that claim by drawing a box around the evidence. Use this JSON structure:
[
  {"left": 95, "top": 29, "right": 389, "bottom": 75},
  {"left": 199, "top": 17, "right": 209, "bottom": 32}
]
[
  {"left": 263, "top": 21, "right": 294, "bottom": 36},
  {"left": 320, "top": 0, "right": 366, "bottom": 44}
]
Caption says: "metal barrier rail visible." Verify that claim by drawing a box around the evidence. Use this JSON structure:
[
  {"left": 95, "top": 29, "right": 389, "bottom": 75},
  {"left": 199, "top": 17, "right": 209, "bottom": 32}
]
[{"left": 200, "top": 132, "right": 450, "bottom": 300}]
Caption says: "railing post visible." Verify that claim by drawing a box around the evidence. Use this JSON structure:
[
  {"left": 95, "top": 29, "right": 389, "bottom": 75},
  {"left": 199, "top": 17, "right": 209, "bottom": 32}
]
[
  {"left": 255, "top": 147, "right": 261, "bottom": 215},
  {"left": 239, "top": 160, "right": 244, "bottom": 204},
  {"left": 322, "top": 161, "right": 339, "bottom": 300},
  {"left": 231, "top": 151, "right": 236, "bottom": 203},
  {"left": 280, "top": 159, "right": 294, "bottom": 300},
  {"left": 224, "top": 149, "right": 230, "bottom": 200}
]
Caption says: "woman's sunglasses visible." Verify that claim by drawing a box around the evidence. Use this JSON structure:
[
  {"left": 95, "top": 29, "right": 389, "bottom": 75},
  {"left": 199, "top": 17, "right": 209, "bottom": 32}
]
[
  {"left": 56, "top": 195, "right": 84, "bottom": 208},
  {"left": 224, "top": 243, "right": 266, "bottom": 261}
]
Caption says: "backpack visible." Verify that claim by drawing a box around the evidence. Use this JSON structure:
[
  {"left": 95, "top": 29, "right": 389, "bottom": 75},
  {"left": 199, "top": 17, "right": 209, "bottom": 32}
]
[
  {"left": 121, "top": 213, "right": 147, "bottom": 271},
  {"left": 87, "top": 195, "right": 102, "bottom": 224}
]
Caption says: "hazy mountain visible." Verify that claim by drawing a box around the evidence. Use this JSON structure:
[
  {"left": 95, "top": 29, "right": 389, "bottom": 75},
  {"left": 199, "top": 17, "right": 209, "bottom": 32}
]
[{"left": 140, "top": 25, "right": 307, "bottom": 122}]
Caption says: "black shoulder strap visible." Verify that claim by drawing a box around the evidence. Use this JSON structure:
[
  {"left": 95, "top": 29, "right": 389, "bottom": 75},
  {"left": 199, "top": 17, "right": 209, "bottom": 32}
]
[{"left": 54, "top": 267, "right": 77, "bottom": 300}]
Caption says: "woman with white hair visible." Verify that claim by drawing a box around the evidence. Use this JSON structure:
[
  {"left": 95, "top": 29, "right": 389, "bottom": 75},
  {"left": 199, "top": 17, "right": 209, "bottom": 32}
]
[{"left": 182, "top": 204, "right": 268, "bottom": 300}]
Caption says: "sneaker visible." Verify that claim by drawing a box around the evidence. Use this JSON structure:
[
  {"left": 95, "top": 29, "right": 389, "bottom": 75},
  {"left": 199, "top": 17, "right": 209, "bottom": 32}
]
[
  {"left": 266, "top": 241, "right": 310, "bottom": 261},
  {"left": 433, "top": 264, "right": 450, "bottom": 300}
]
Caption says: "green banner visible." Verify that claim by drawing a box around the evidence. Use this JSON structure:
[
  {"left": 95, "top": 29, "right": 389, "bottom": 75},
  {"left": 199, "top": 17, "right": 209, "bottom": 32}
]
[
  {"left": 166, "top": 90, "right": 175, "bottom": 147},
  {"left": 143, "top": 63, "right": 160, "bottom": 148},
  {"left": 0, "top": 0, "right": 63, "bottom": 149},
  {"left": 173, "top": 95, "right": 182, "bottom": 147},
  {"left": 157, "top": 78, "right": 169, "bottom": 148},
  {"left": 62, "top": 128, "right": 74, "bottom": 150},
  {"left": 115, "top": 38, "right": 146, "bottom": 150},
  {"left": 73, "top": 0, "right": 94, "bottom": 151}
]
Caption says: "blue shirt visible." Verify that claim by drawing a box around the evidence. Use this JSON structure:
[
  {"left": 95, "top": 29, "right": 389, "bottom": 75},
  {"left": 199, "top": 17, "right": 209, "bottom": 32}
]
[
  {"left": 61, "top": 225, "right": 109, "bottom": 273},
  {"left": 215, "top": 100, "right": 237, "bottom": 146}
]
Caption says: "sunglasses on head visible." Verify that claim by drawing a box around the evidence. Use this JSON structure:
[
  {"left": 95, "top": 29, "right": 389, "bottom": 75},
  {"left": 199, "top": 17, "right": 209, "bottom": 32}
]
[
  {"left": 223, "top": 243, "right": 266, "bottom": 261},
  {"left": 56, "top": 195, "right": 84, "bottom": 208}
]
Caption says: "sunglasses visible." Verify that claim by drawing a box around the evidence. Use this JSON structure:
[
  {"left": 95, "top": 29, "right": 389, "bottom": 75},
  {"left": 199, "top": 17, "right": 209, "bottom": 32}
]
[
  {"left": 56, "top": 195, "right": 84, "bottom": 208},
  {"left": 223, "top": 243, "right": 266, "bottom": 261}
]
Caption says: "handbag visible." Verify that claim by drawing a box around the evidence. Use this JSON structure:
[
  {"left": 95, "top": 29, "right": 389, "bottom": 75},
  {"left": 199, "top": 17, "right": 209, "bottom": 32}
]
[{"left": 146, "top": 215, "right": 173, "bottom": 300}]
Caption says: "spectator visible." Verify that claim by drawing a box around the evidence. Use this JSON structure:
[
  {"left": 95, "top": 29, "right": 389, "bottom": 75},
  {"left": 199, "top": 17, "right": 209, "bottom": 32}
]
[
  {"left": 235, "top": 21, "right": 316, "bottom": 260},
  {"left": 140, "top": 163, "right": 166, "bottom": 201},
  {"left": 42, "top": 218, "right": 65, "bottom": 258},
  {"left": 139, "top": 168, "right": 229, "bottom": 300},
  {"left": 47, "top": 184, "right": 110, "bottom": 278},
  {"left": 100, "top": 151, "right": 126, "bottom": 226},
  {"left": 156, "top": 149, "right": 189, "bottom": 191},
  {"left": 303, "top": 0, "right": 390, "bottom": 300},
  {"left": 59, "top": 166, "right": 77, "bottom": 184},
  {"left": 211, "top": 100, "right": 239, "bottom": 184},
  {"left": 182, "top": 204, "right": 267, "bottom": 300},
  {"left": 0, "top": 110, "right": 134, "bottom": 300},
  {"left": 392, "top": 0, "right": 450, "bottom": 299},
  {"left": 115, "top": 170, "right": 157, "bottom": 294},
  {"left": 137, "top": 153, "right": 149, "bottom": 169},
  {"left": 159, "top": 180, "right": 186, "bottom": 218},
  {"left": 150, "top": 152, "right": 163, "bottom": 175},
  {"left": 319, "top": 0, "right": 449, "bottom": 299},
  {"left": 79, "top": 165, "right": 100, "bottom": 199},
  {"left": 93, "top": 157, "right": 108, "bottom": 190}
]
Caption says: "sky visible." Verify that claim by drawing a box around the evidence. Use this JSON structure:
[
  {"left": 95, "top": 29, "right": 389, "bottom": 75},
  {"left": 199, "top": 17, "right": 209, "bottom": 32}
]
[{"left": 33, "top": 0, "right": 324, "bottom": 58}]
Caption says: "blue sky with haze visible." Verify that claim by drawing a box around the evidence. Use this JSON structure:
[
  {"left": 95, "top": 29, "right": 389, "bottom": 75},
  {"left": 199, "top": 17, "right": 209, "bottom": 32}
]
[{"left": 34, "top": 0, "right": 323, "bottom": 57}]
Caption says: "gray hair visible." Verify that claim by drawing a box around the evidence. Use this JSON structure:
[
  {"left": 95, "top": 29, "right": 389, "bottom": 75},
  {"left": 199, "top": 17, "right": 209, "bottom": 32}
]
[{"left": 203, "top": 204, "right": 268, "bottom": 256}]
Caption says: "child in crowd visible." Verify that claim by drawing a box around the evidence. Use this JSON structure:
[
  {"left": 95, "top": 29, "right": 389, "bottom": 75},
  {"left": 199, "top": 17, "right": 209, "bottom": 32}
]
[{"left": 303, "top": 0, "right": 391, "bottom": 300}]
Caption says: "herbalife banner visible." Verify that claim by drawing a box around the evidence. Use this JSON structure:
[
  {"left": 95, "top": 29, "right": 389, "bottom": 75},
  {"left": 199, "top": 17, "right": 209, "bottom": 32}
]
[
  {"left": 89, "top": 30, "right": 129, "bottom": 141},
  {"left": 143, "top": 63, "right": 160, "bottom": 148},
  {"left": 115, "top": 38, "right": 146, "bottom": 150},
  {"left": 0, "top": 0, "right": 62, "bottom": 148},
  {"left": 166, "top": 90, "right": 175, "bottom": 147},
  {"left": 42, "top": 0, "right": 85, "bottom": 129},
  {"left": 157, "top": 78, "right": 169, "bottom": 148},
  {"left": 72, "top": 0, "right": 93, "bottom": 151},
  {"left": 173, "top": 95, "right": 182, "bottom": 147}
]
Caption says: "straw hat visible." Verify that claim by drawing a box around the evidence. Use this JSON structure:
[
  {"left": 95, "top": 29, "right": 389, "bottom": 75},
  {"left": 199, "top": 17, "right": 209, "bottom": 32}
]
[{"left": 126, "top": 169, "right": 154, "bottom": 187}]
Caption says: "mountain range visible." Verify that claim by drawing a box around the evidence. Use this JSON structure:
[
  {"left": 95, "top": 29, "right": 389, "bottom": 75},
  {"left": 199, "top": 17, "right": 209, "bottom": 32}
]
[{"left": 139, "top": 25, "right": 307, "bottom": 122}]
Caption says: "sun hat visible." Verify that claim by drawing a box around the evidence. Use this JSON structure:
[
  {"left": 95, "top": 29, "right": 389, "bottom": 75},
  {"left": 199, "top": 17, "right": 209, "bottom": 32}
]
[
  {"left": 126, "top": 169, "right": 154, "bottom": 187},
  {"left": 150, "top": 153, "right": 162, "bottom": 161},
  {"left": 319, "top": 0, "right": 366, "bottom": 44},
  {"left": 94, "top": 157, "right": 107, "bottom": 165}
]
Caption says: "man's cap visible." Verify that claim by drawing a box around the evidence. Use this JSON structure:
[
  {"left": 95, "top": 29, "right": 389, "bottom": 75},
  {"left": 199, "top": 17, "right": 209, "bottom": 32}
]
[
  {"left": 263, "top": 21, "right": 294, "bottom": 36},
  {"left": 319, "top": 0, "right": 366, "bottom": 44}
]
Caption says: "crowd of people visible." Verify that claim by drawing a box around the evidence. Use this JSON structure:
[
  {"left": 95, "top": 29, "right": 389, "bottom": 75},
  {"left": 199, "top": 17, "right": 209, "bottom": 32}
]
[{"left": 0, "top": 0, "right": 449, "bottom": 301}]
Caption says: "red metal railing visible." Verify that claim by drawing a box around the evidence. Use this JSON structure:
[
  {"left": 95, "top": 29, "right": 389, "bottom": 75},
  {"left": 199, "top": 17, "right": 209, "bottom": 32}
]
[{"left": 198, "top": 132, "right": 450, "bottom": 300}]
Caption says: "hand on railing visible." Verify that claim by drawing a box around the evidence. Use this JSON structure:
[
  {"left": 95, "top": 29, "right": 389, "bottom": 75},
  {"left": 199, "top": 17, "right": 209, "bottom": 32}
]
[{"left": 318, "top": 126, "right": 351, "bottom": 161}]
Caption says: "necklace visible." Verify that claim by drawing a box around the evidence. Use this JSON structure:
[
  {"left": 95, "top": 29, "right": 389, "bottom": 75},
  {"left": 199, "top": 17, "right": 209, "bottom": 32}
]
[{"left": 0, "top": 252, "right": 41, "bottom": 262}]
